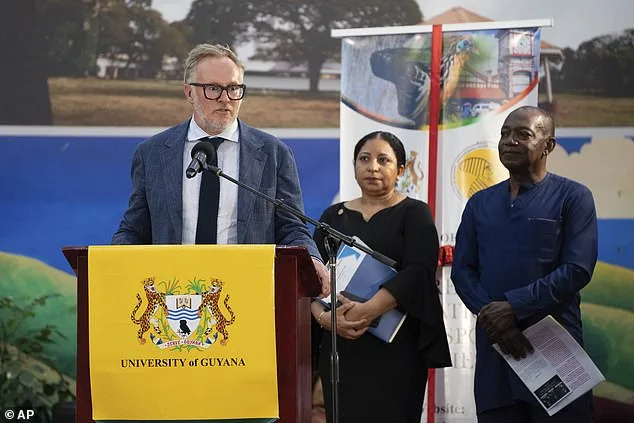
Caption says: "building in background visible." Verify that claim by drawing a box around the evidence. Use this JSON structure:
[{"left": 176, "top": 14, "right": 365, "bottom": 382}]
[{"left": 422, "top": 6, "right": 563, "bottom": 111}]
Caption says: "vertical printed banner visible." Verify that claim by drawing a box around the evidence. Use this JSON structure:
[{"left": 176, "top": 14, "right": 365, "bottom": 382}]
[
  {"left": 435, "top": 27, "right": 542, "bottom": 423},
  {"left": 87, "top": 245, "right": 278, "bottom": 421},
  {"left": 339, "top": 33, "right": 431, "bottom": 200},
  {"left": 336, "top": 22, "right": 545, "bottom": 422}
]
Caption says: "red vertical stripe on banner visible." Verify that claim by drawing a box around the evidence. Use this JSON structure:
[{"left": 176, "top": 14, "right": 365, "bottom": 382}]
[
  {"left": 426, "top": 23, "right": 443, "bottom": 423},
  {"left": 427, "top": 24, "right": 442, "bottom": 217}
]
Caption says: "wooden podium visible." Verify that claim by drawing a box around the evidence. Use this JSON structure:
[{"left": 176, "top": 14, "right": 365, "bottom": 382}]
[{"left": 63, "top": 245, "right": 321, "bottom": 423}]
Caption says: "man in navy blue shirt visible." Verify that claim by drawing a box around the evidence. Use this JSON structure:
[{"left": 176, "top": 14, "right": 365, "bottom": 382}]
[{"left": 452, "top": 106, "right": 598, "bottom": 422}]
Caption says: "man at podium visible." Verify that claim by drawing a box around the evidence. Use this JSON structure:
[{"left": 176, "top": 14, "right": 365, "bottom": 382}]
[{"left": 112, "top": 43, "right": 328, "bottom": 295}]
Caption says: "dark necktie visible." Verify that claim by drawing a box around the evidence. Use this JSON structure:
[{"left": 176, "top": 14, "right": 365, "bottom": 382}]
[{"left": 195, "top": 137, "right": 224, "bottom": 244}]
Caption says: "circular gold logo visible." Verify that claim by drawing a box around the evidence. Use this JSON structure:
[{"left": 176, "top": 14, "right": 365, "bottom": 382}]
[{"left": 451, "top": 144, "right": 507, "bottom": 200}]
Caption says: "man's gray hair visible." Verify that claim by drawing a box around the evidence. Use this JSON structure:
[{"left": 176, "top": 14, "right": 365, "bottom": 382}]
[{"left": 183, "top": 44, "right": 245, "bottom": 83}]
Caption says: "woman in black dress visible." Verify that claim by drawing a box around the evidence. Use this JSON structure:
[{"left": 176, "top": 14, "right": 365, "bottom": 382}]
[{"left": 311, "top": 131, "right": 451, "bottom": 423}]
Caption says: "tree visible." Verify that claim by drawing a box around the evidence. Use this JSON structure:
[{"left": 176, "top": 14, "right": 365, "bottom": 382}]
[
  {"left": 184, "top": 0, "right": 256, "bottom": 48},
  {"left": 126, "top": 6, "right": 172, "bottom": 77},
  {"left": 38, "top": 0, "right": 99, "bottom": 77},
  {"left": 0, "top": 0, "right": 52, "bottom": 124},
  {"left": 250, "top": 0, "right": 423, "bottom": 93},
  {"left": 558, "top": 29, "right": 634, "bottom": 96},
  {"left": 96, "top": 0, "right": 188, "bottom": 79},
  {"left": 551, "top": 47, "right": 580, "bottom": 94},
  {"left": 154, "top": 22, "right": 190, "bottom": 78},
  {"left": 95, "top": 0, "right": 135, "bottom": 65},
  {"left": 0, "top": 295, "right": 74, "bottom": 416}
]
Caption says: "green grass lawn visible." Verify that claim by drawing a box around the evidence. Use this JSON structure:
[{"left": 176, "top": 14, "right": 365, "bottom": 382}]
[
  {"left": 546, "top": 93, "right": 634, "bottom": 127},
  {"left": 48, "top": 78, "right": 634, "bottom": 127},
  {"left": 49, "top": 77, "right": 340, "bottom": 128}
]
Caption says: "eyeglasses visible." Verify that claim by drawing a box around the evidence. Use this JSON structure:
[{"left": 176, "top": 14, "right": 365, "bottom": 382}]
[{"left": 188, "top": 83, "right": 246, "bottom": 100}]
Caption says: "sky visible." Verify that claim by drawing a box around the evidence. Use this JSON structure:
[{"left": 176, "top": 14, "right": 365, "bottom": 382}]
[
  {"left": 152, "top": 0, "right": 633, "bottom": 50},
  {"left": 417, "top": 0, "right": 633, "bottom": 49}
]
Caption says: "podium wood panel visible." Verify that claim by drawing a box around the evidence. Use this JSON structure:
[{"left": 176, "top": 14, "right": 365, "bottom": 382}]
[{"left": 63, "top": 245, "right": 320, "bottom": 423}]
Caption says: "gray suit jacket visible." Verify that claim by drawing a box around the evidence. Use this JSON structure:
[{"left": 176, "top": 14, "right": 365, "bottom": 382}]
[{"left": 112, "top": 119, "right": 319, "bottom": 257}]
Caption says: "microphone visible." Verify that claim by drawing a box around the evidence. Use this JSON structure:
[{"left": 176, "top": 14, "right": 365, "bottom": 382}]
[{"left": 186, "top": 141, "right": 217, "bottom": 179}]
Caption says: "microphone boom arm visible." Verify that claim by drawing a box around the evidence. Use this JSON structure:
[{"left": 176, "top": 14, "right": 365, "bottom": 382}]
[{"left": 205, "top": 164, "right": 397, "bottom": 268}]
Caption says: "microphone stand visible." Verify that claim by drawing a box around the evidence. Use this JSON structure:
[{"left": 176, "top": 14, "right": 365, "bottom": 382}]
[
  {"left": 322, "top": 234, "right": 342, "bottom": 423},
  {"left": 200, "top": 163, "right": 397, "bottom": 423},
  {"left": 201, "top": 163, "right": 397, "bottom": 267}
]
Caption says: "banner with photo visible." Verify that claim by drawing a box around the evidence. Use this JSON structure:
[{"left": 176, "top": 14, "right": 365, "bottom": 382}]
[
  {"left": 87, "top": 245, "right": 278, "bottom": 421},
  {"left": 335, "top": 21, "right": 546, "bottom": 422}
]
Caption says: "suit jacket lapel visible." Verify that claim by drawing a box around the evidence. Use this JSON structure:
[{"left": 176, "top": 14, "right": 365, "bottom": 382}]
[
  {"left": 237, "top": 121, "right": 266, "bottom": 243},
  {"left": 160, "top": 121, "right": 189, "bottom": 242}
]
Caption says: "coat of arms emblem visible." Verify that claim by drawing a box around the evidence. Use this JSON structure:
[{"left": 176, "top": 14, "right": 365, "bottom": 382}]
[{"left": 130, "top": 276, "right": 235, "bottom": 350}]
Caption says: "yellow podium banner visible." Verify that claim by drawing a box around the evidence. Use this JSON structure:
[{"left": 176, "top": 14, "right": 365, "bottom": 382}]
[{"left": 87, "top": 245, "right": 278, "bottom": 420}]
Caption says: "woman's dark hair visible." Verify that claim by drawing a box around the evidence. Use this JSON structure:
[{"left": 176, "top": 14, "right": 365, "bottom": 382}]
[{"left": 353, "top": 131, "right": 406, "bottom": 168}]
